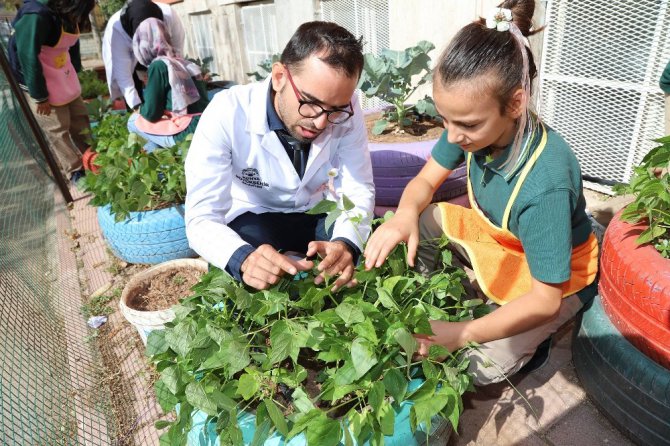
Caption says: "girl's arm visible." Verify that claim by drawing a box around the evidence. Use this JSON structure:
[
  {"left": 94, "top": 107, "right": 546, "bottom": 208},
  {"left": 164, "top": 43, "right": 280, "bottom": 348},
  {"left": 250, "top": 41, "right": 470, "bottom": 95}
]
[
  {"left": 416, "top": 278, "right": 563, "bottom": 354},
  {"left": 139, "top": 61, "right": 169, "bottom": 122},
  {"left": 364, "top": 157, "right": 452, "bottom": 268}
]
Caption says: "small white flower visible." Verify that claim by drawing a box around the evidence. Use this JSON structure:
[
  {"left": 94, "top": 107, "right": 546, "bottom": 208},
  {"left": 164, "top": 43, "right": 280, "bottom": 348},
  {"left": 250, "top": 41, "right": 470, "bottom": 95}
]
[
  {"left": 486, "top": 7, "right": 513, "bottom": 31},
  {"left": 327, "top": 168, "right": 339, "bottom": 178},
  {"left": 497, "top": 21, "right": 511, "bottom": 32}
]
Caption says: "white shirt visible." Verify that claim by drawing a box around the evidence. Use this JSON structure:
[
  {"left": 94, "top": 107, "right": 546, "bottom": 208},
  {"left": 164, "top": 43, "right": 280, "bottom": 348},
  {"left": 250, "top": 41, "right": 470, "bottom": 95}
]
[
  {"left": 185, "top": 79, "right": 375, "bottom": 271},
  {"left": 101, "top": 2, "right": 185, "bottom": 108}
]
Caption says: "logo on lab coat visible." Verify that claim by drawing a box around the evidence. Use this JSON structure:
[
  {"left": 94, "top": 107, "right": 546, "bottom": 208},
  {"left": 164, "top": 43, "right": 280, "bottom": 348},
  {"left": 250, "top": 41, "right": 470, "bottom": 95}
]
[{"left": 236, "top": 168, "right": 269, "bottom": 189}]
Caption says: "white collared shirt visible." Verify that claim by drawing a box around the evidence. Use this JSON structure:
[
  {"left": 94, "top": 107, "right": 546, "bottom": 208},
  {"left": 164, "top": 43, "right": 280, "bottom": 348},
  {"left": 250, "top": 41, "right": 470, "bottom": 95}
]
[{"left": 184, "top": 79, "right": 375, "bottom": 270}]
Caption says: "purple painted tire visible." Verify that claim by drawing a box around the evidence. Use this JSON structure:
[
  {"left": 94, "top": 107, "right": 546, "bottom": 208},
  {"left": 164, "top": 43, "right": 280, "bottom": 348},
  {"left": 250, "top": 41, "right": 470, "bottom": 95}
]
[{"left": 369, "top": 139, "right": 466, "bottom": 206}]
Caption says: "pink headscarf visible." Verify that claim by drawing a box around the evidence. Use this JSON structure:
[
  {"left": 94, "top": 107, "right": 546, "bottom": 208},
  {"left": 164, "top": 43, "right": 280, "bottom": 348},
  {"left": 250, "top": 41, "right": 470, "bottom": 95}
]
[{"left": 133, "top": 18, "right": 201, "bottom": 115}]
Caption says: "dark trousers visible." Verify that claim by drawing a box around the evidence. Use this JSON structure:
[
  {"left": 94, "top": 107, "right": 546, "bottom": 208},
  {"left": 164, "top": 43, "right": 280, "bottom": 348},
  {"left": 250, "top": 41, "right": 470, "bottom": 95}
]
[{"left": 228, "top": 212, "right": 330, "bottom": 254}]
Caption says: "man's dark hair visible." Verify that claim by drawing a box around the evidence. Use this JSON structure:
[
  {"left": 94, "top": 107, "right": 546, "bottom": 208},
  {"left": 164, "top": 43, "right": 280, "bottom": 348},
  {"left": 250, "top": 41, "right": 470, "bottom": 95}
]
[{"left": 280, "top": 21, "right": 364, "bottom": 79}]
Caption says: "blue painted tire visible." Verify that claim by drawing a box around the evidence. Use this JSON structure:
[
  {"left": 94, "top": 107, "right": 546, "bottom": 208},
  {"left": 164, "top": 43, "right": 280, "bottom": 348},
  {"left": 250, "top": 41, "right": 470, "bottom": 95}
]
[
  {"left": 572, "top": 296, "right": 670, "bottom": 445},
  {"left": 97, "top": 204, "right": 196, "bottom": 264},
  {"left": 187, "top": 379, "right": 451, "bottom": 445},
  {"left": 369, "top": 139, "right": 466, "bottom": 206}
]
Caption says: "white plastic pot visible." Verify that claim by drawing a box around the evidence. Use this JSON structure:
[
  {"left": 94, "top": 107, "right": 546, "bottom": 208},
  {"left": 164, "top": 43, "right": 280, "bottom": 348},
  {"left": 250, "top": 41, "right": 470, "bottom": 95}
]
[{"left": 119, "top": 258, "right": 208, "bottom": 344}]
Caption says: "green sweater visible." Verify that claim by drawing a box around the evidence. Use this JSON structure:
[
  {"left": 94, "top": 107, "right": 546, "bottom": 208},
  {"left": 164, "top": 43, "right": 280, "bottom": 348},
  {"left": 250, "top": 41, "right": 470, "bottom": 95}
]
[
  {"left": 13, "top": 0, "right": 81, "bottom": 102},
  {"left": 139, "top": 60, "right": 209, "bottom": 141},
  {"left": 431, "top": 125, "right": 594, "bottom": 294},
  {"left": 660, "top": 60, "right": 670, "bottom": 94}
]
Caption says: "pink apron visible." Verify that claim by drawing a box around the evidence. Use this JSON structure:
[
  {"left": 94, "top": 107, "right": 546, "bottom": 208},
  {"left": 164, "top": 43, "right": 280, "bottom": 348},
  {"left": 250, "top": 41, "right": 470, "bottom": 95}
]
[
  {"left": 38, "top": 27, "right": 81, "bottom": 106},
  {"left": 135, "top": 111, "right": 201, "bottom": 136}
]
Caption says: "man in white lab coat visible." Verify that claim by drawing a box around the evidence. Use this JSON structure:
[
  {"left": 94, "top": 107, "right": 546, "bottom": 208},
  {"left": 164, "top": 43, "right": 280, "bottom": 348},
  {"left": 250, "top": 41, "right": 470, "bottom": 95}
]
[
  {"left": 185, "top": 21, "right": 375, "bottom": 292},
  {"left": 102, "top": 0, "right": 185, "bottom": 109}
]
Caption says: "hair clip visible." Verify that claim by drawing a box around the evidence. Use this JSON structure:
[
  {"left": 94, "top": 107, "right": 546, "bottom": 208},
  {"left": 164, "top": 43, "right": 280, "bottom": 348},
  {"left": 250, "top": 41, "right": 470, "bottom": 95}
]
[{"left": 486, "top": 7, "right": 513, "bottom": 32}]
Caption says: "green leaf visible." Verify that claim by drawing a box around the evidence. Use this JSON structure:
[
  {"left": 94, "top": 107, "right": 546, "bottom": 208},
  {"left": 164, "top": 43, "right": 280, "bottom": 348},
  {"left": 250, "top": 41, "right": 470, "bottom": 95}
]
[
  {"left": 146, "top": 330, "right": 169, "bottom": 356},
  {"left": 161, "top": 365, "right": 183, "bottom": 394},
  {"left": 154, "top": 419, "right": 172, "bottom": 430},
  {"left": 368, "top": 381, "right": 385, "bottom": 413},
  {"left": 250, "top": 419, "right": 272, "bottom": 446},
  {"left": 382, "top": 368, "right": 408, "bottom": 403},
  {"left": 352, "top": 318, "right": 379, "bottom": 344},
  {"left": 291, "top": 387, "right": 316, "bottom": 413},
  {"left": 324, "top": 208, "right": 342, "bottom": 232},
  {"left": 393, "top": 327, "right": 417, "bottom": 359},
  {"left": 306, "top": 414, "right": 342, "bottom": 446},
  {"left": 410, "top": 390, "right": 450, "bottom": 431},
  {"left": 154, "top": 379, "right": 179, "bottom": 412},
  {"left": 269, "top": 320, "right": 308, "bottom": 364},
  {"left": 342, "top": 194, "right": 355, "bottom": 211},
  {"left": 185, "top": 381, "right": 218, "bottom": 416},
  {"left": 378, "top": 400, "right": 395, "bottom": 436},
  {"left": 351, "top": 337, "right": 378, "bottom": 379},
  {"left": 265, "top": 400, "right": 289, "bottom": 436},
  {"left": 306, "top": 199, "right": 338, "bottom": 215},
  {"left": 335, "top": 302, "right": 365, "bottom": 326},
  {"left": 287, "top": 409, "right": 321, "bottom": 439},
  {"left": 372, "top": 119, "right": 389, "bottom": 135},
  {"left": 237, "top": 373, "right": 259, "bottom": 400}
]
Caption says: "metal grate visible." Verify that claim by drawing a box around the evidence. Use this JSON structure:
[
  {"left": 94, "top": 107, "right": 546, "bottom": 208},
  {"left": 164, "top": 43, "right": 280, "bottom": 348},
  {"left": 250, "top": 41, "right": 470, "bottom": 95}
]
[
  {"left": 538, "top": 0, "right": 670, "bottom": 190},
  {"left": 320, "top": 0, "right": 390, "bottom": 111}
]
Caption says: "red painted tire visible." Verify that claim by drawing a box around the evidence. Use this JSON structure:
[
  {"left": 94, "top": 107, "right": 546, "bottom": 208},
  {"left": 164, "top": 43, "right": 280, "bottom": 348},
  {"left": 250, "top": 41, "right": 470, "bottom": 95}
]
[{"left": 599, "top": 210, "right": 670, "bottom": 369}]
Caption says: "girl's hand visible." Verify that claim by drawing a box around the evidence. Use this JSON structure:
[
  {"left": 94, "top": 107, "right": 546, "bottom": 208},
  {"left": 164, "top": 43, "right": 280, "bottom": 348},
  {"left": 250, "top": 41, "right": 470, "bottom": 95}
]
[
  {"left": 364, "top": 211, "right": 419, "bottom": 269},
  {"left": 36, "top": 102, "right": 51, "bottom": 116},
  {"left": 414, "top": 320, "right": 466, "bottom": 356}
]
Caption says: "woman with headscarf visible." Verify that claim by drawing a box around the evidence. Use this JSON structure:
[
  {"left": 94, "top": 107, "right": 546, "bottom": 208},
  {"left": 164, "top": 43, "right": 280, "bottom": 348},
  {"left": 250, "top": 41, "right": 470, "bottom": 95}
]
[
  {"left": 126, "top": 18, "right": 209, "bottom": 152},
  {"left": 101, "top": 0, "right": 185, "bottom": 109},
  {"left": 9, "top": 0, "right": 96, "bottom": 183}
]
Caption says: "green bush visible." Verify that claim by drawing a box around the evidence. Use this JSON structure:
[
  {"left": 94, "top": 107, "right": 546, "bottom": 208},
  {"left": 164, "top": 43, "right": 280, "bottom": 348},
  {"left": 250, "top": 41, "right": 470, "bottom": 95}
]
[
  {"left": 78, "top": 70, "right": 109, "bottom": 100},
  {"left": 614, "top": 135, "right": 670, "bottom": 257},
  {"left": 358, "top": 41, "right": 438, "bottom": 135},
  {"left": 83, "top": 112, "right": 190, "bottom": 221}
]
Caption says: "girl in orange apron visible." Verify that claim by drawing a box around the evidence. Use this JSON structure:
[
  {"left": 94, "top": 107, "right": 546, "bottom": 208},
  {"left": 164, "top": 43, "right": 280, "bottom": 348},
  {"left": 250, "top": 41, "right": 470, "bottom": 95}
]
[
  {"left": 10, "top": 0, "right": 95, "bottom": 180},
  {"left": 126, "top": 17, "right": 209, "bottom": 152},
  {"left": 364, "top": 0, "right": 599, "bottom": 385}
]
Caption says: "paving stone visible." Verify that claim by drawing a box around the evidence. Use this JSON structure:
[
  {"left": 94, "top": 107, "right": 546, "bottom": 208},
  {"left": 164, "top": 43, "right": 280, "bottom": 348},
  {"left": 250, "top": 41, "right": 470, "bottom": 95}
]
[{"left": 544, "top": 403, "right": 635, "bottom": 446}]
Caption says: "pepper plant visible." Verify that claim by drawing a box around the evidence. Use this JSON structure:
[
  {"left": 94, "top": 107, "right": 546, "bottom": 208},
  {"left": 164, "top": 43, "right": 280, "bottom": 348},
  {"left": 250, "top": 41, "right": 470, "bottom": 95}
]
[
  {"left": 147, "top": 198, "right": 489, "bottom": 445},
  {"left": 358, "top": 41, "right": 439, "bottom": 135},
  {"left": 82, "top": 125, "right": 190, "bottom": 222},
  {"left": 614, "top": 135, "right": 670, "bottom": 258}
]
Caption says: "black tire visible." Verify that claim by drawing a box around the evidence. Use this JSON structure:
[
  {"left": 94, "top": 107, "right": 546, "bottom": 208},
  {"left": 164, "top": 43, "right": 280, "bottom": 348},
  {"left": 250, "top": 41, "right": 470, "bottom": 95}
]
[{"left": 572, "top": 296, "right": 670, "bottom": 445}]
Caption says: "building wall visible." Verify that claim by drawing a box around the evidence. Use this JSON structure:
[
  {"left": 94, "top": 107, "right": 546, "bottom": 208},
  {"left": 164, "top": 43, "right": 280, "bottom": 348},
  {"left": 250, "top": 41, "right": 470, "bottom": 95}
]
[{"left": 168, "top": 0, "right": 548, "bottom": 88}]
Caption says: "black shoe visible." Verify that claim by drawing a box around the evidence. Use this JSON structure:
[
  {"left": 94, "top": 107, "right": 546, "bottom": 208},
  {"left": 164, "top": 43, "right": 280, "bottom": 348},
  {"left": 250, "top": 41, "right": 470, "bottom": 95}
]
[{"left": 518, "top": 336, "right": 553, "bottom": 374}]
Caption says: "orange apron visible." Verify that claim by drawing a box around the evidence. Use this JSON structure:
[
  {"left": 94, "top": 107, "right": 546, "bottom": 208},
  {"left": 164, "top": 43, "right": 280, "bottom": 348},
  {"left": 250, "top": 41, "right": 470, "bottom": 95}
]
[{"left": 436, "top": 124, "right": 599, "bottom": 305}]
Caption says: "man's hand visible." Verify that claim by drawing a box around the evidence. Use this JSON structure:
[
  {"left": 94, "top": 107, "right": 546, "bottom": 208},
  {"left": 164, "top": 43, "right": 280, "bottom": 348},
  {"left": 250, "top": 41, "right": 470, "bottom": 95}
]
[
  {"left": 240, "top": 244, "right": 311, "bottom": 290},
  {"left": 306, "top": 240, "right": 356, "bottom": 292},
  {"left": 36, "top": 102, "right": 51, "bottom": 116}
]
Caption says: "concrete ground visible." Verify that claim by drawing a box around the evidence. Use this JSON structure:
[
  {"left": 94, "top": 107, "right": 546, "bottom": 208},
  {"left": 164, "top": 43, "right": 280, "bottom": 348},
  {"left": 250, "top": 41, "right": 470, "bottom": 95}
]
[{"left": 61, "top": 185, "right": 637, "bottom": 446}]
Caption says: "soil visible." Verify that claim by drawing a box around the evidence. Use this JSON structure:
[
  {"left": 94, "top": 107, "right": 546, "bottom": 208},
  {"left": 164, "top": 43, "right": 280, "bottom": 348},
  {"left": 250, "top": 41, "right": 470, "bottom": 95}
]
[
  {"left": 127, "top": 267, "right": 204, "bottom": 311},
  {"left": 365, "top": 111, "right": 443, "bottom": 143}
]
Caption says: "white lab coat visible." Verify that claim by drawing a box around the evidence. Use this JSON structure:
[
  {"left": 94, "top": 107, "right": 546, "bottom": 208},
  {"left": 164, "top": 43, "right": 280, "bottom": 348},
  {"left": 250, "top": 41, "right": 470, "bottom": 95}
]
[
  {"left": 101, "top": 2, "right": 185, "bottom": 108},
  {"left": 185, "top": 79, "right": 375, "bottom": 271}
]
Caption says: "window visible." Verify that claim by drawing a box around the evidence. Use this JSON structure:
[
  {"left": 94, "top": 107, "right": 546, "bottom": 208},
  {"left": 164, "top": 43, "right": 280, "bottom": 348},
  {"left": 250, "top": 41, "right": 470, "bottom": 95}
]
[
  {"left": 190, "top": 13, "right": 218, "bottom": 71},
  {"left": 240, "top": 3, "right": 279, "bottom": 73}
]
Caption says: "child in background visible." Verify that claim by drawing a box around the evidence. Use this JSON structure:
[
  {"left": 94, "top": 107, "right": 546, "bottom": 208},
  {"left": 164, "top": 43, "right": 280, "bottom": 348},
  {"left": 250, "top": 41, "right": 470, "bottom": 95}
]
[
  {"left": 364, "top": 0, "right": 599, "bottom": 385},
  {"left": 126, "top": 18, "right": 209, "bottom": 152},
  {"left": 9, "top": 0, "right": 96, "bottom": 184}
]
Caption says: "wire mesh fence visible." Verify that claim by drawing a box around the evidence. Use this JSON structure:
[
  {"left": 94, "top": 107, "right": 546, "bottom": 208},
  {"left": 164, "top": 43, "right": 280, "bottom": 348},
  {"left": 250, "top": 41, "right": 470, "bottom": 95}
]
[
  {"left": 0, "top": 64, "right": 113, "bottom": 444},
  {"left": 538, "top": 0, "right": 670, "bottom": 191}
]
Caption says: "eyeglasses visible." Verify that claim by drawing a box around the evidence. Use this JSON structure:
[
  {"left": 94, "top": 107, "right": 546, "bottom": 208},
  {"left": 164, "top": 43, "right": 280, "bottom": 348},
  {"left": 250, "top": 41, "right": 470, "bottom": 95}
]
[{"left": 284, "top": 66, "right": 354, "bottom": 124}]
